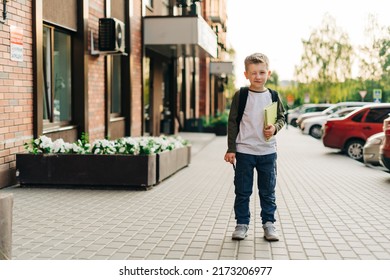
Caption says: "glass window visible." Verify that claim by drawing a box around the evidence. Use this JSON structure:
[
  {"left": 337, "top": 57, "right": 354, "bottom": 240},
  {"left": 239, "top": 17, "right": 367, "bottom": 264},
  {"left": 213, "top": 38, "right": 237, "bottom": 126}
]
[
  {"left": 352, "top": 110, "right": 366, "bottom": 122},
  {"left": 365, "top": 108, "right": 390, "bottom": 123},
  {"left": 42, "top": 26, "right": 52, "bottom": 120},
  {"left": 111, "top": 56, "right": 122, "bottom": 115},
  {"left": 43, "top": 26, "right": 72, "bottom": 125}
]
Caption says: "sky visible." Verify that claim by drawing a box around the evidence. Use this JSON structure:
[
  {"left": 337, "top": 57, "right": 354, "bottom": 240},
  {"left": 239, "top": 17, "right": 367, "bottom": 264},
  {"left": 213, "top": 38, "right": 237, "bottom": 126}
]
[{"left": 226, "top": 0, "right": 390, "bottom": 86}]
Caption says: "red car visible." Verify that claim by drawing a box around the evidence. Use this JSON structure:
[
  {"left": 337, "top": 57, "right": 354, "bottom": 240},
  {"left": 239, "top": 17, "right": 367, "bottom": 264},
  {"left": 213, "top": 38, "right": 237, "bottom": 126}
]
[
  {"left": 322, "top": 103, "right": 390, "bottom": 161},
  {"left": 380, "top": 115, "right": 390, "bottom": 170}
]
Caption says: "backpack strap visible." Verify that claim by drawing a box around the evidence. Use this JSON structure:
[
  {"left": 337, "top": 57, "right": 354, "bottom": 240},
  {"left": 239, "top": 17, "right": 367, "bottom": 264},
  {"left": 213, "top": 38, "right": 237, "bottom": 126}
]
[
  {"left": 236, "top": 87, "right": 278, "bottom": 125},
  {"left": 236, "top": 87, "right": 249, "bottom": 125},
  {"left": 269, "top": 88, "right": 278, "bottom": 102}
]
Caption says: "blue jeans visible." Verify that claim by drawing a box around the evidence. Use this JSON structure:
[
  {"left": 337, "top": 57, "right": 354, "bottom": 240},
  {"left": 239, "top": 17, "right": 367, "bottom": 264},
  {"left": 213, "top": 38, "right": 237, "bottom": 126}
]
[{"left": 234, "top": 152, "right": 277, "bottom": 225}]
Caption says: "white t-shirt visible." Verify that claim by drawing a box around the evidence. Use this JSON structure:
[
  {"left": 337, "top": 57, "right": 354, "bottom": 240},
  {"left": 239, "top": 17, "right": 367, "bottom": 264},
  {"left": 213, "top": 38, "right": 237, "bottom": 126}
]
[{"left": 236, "top": 89, "right": 277, "bottom": 155}]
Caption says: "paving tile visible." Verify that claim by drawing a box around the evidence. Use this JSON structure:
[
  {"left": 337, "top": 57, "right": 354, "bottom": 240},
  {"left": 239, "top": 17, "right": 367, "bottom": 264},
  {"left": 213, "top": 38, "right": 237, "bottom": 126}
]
[
  {"left": 237, "top": 253, "right": 254, "bottom": 260},
  {"left": 4, "top": 130, "right": 390, "bottom": 261},
  {"left": 288, "top": 252, "right": 307, "bottom": 259},
  {"left": 146, "top": 254, "right": 166, "bottom": 260},
  {"left": 165, "top": 251, "right": 185, "bottom": 259},
  {"left": 185, "top": 248, "right": 203, "bottom": 256}
]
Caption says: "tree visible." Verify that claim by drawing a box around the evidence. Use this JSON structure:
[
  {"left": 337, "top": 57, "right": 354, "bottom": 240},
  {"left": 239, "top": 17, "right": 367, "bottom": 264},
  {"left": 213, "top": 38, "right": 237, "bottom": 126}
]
[
  {"left": 267, "top": 71, "right": 280, "bottom": 88},
  {"left": 378, "top": 27, "right": 390, "bottom": 102},
  {"left": 358, "top": 14, "right": 385, "bottom": 81},
  {"left": 357, "top": 15, "right": 390, "bottom": 102},
  {"left": 294, "top": 14, "right": 354, "bottom": 102},
  {"left": 379, "top": 28, "right": 390, "bottom": 74}
]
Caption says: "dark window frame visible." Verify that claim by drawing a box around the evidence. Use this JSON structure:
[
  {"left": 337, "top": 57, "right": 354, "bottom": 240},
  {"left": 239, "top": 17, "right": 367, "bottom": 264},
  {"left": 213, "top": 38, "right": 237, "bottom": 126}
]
[
  {"left": 110, "top": 55, "right": 123, "bottom": 118},
  {"left": 42, "top": 23, "right": 73, "bottom": 130}
]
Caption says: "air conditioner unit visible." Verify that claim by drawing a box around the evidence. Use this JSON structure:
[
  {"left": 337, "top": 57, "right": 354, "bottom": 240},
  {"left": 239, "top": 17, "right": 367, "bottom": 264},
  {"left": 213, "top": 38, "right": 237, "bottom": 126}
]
[{"left": 98, "top": 18, "right": 125, "bottom": 53}]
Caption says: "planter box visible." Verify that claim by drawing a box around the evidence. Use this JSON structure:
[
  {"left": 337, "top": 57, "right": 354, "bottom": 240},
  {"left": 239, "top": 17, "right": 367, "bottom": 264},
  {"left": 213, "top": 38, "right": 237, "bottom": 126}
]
[
  {"left": 157, "top": 146, "right": 191, "bottom": 182},
  {"left": 16, "top": 153, "right": 157, "bottom": 188},
  {"left": 16, "top": 146, "right": 191, "bottom": 189},
  {"left": 184, "top": 118, "right": 204, "bottom": 132},
  {"left": 202, "top": 126, "right": 215, "bottom": 133},
  {"left": 214, "top": 124, "right": 227, "bottom": 136}
]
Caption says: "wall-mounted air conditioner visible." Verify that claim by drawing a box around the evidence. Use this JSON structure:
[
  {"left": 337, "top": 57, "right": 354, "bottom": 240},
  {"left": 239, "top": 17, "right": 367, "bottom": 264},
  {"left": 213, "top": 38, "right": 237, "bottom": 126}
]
[{"left": 98, "top": 18, "right": 125, "bottom": 53}]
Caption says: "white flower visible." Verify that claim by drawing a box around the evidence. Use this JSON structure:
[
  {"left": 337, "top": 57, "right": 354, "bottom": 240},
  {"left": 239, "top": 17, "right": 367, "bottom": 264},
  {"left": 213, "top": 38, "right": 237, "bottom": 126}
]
[
  {"left": 25, "top": 135, "right": 189, "bottom": 155},
  {"left": 51, "top": 138, "right": 66, "bottom": 153},
  {"left": 91, "top": 139, "right": 116, "bottom": 154}
]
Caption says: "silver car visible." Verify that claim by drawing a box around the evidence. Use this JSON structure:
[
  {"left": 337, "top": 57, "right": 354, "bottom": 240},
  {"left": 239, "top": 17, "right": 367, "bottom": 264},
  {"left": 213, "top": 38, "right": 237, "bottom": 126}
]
[
  {"left": 287, "top": 103, "right": 331, "bottom": 127},
  {"left": 300, "top": 107, "right": 359, "bottom": 139},
  {"left": 296, "top": 101, "right": 372, "bottom": 127},
  {"left": 363, "top": 132, "right": 385, "bottom": 166}
]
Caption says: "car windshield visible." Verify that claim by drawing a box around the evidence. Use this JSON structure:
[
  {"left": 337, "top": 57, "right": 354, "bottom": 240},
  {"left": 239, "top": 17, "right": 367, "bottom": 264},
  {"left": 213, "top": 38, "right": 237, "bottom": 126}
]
[{"left": 329, "top": 107, "right": 359, "bottom": 118}]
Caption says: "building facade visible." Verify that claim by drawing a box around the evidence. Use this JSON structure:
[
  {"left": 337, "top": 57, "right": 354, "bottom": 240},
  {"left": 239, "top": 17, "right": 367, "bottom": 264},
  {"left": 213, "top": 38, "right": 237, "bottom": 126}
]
[{"left": 0, "top": 0, "right": 231, "bottom": 189}]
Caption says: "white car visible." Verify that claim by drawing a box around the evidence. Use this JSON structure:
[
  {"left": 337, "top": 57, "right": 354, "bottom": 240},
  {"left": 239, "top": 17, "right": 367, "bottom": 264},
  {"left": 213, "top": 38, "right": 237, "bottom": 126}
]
[
  {"left": 363, "top": 132, "right": 385, "bottom": 166},
  {"left": 300, "top": 107, "right": 359, "bottom": 139},
  {"left": 287, "top": 103, "right": 331, "bottom": 127},
  {"left": 296, "top": 101, "right": 372, "bottom": 127}
]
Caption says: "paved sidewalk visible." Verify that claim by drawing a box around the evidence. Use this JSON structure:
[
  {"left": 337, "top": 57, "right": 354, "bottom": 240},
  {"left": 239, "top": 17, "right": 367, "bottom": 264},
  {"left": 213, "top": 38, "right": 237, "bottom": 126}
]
[{"left": 2, "top": 128, "right": 390, "bottom": 260}]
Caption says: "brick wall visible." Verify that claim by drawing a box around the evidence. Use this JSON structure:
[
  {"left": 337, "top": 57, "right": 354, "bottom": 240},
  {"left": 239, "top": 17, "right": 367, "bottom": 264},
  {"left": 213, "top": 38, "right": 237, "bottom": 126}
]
[
  {"left": 88, "top": 0, "right": 106, "bottom": 141},
  {"left": 0, "top": 0, "right": 33, "bottom": 188},
  {"left": 87, "top": 0, "right": 143, "bottom": 139},
  {"left": 130, "top": 0, "right": 143, "bottom": 136},
  {"left": 0, "top": 0, "right": 155, "bottom": 188}
]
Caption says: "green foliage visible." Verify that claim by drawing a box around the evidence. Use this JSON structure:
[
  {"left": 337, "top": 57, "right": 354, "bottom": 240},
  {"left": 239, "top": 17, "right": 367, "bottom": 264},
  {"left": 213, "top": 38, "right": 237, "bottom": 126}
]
[
  {"left": 203, "top": 111, "right": 229, "bottom": 127},
  {"left": 262, "top": 13, "right": 390, "bottom": 107},
  {"left": 224, "top": 15, "right": 389, "bottom": 110},
  {"left": 294, "top": 14, "right": 354, "bottom": 103}
]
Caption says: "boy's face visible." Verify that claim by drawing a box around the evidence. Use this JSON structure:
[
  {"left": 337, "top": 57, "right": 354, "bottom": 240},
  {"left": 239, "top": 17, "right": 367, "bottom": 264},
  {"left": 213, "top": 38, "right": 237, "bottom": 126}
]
[{"left": 244, "top": 62, "right": 271, "bottom": 91}]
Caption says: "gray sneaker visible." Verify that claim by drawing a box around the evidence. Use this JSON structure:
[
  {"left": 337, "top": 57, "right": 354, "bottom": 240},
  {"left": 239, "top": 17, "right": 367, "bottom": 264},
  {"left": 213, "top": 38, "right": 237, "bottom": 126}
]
[
  {"left": 263, "top": 222, "right": 279, "bottom": 241},
  {"left": 232, "top": 224, "right": 249, "bottom": 240}
]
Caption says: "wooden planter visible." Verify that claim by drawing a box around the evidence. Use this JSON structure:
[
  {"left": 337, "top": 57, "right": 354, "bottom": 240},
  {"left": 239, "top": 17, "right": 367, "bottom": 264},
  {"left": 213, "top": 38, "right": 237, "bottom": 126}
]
[
  {"left": 16, "top": 146, "right": 191, "bottom": 189},
  {"left": 157, "top": 146, "right": 191, "bottom": 182},
  {"left": 16, "top": 153, "right": 157, "bottom": 189}
]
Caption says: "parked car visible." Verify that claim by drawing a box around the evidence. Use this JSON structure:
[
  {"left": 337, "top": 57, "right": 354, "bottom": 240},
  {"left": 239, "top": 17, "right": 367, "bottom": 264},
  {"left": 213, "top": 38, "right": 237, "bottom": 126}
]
[
  {"left": 322, "top": 103, "right": 390, "bottom": 161},
  {"left": 296, "top": 101, "right": 371, "bottom": 127},
  {"left": 287, "top": 103, "right": 331, "bottom": 127},
  {"left": 363, "top": 132, "right": 385, "bottom": 166},
  {"left": 379, "top": 115, "right": 390, "bottom": 170},
  {"left": 300, "top": 107, "right": 359, "bottom": 139}
]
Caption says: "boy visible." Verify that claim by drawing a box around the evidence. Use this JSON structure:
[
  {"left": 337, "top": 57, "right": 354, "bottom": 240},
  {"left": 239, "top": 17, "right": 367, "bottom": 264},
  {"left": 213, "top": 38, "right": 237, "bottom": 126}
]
[{"left": 224, "top": 53, "right": 285, "bottom": 241}]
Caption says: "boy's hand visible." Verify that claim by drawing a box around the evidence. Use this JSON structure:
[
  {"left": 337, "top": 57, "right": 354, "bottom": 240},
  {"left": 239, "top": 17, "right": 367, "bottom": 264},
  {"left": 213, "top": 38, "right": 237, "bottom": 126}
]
[
  {"left": 224, "top": 152, "right": 236, "bottom": 164},
  {"left": 264, "top": 124, "right": 276, "bottom": 140}
]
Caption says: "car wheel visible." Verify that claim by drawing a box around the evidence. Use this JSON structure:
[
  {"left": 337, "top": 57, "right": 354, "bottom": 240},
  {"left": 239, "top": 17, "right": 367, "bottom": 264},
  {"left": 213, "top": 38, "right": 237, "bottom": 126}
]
[
  {"left": 309, "top": 125, "right": 322, "bottom": 139},
  {"left": 345, "top": 139, "right": 365, "bottom": 161}
]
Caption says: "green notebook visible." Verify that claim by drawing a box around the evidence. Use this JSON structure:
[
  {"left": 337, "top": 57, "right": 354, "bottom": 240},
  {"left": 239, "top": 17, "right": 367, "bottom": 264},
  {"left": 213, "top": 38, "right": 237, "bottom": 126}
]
[{"left": 264, "top": 102, "right": 277, "bottom": 127}]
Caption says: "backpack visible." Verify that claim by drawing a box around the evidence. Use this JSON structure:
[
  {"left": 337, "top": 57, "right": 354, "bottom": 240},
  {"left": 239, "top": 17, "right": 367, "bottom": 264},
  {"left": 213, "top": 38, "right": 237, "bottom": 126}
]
[{"left": 236, "top": 87, "right": 279, "bottom": 125}]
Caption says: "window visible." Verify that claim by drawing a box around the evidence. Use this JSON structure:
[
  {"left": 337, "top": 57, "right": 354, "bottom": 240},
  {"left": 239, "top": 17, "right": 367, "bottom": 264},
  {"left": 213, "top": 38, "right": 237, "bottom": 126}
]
[
  {"left": 365, "top": 108, "right": 390, "bottom": 123},
  {"left": 43, "top": 26, "right": 72, "bottom": 125},
  {"left": 111, "top": 56, "right": 122, "bottom": 115},
  {"left": 352, "top": 110, "right": 366, "bottom": 122}
]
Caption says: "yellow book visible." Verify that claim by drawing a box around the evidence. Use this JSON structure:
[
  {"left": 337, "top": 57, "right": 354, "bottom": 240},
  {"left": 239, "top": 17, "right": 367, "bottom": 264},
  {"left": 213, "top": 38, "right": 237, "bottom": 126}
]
[{"left": 264, "top": 102, "right": 277, "bottom": 127}]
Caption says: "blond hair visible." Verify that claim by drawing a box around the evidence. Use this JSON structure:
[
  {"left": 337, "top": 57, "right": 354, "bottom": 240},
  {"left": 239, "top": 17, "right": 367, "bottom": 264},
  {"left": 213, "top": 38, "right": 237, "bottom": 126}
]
[{"left": 244, "top": 53, "right": 269, "bottom": 71}]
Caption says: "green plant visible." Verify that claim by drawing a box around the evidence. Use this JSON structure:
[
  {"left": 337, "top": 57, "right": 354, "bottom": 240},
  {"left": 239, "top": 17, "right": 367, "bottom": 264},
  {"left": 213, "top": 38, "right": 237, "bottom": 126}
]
[{"left": 209, "top": 111, "right": 229, "bottom": 126}]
